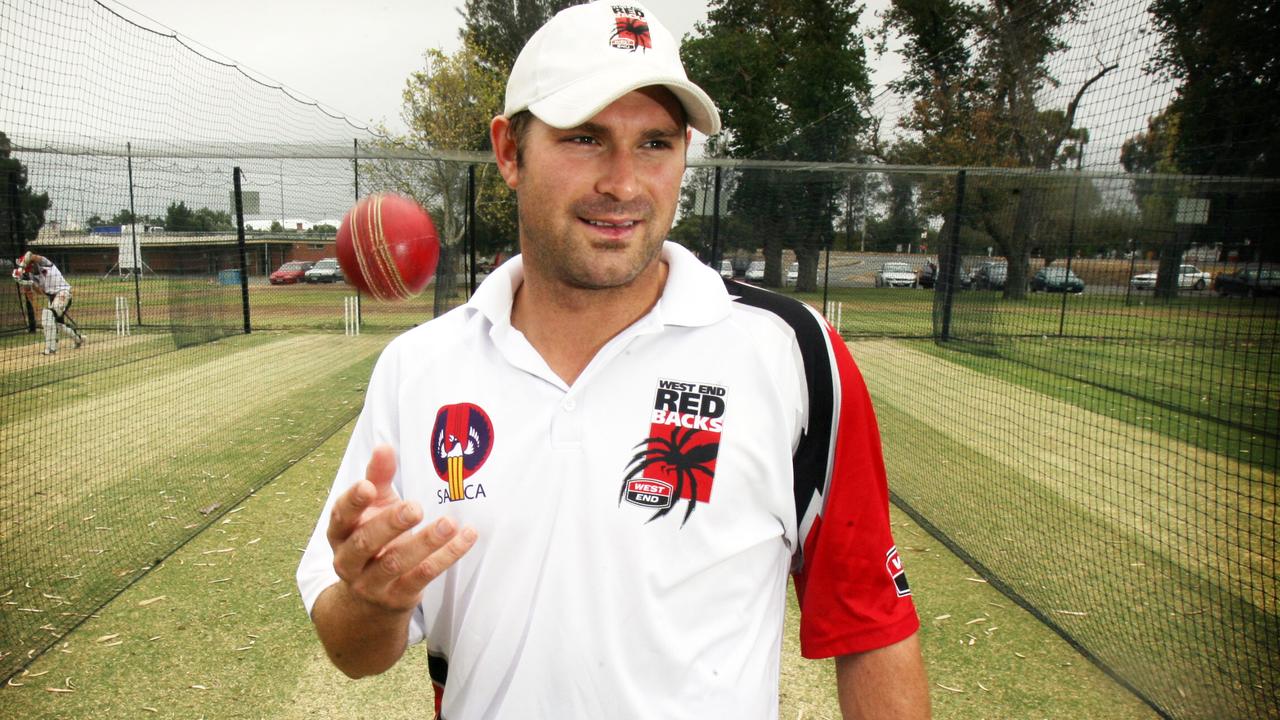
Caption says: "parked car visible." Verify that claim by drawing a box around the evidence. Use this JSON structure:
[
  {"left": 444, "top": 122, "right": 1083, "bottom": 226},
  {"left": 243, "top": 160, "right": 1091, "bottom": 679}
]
[
  {"left": 719, "top": 259, "right": 734, "bottom": 279},
  {"left": 304, "top": 258, "right": 345, "bottom": 283},
  {"left": 269, "top": 260, "right": 313, "bottom": 285},
  {"left": 876, "top": 262, "right": 917, "bottom": 288},
  {"left": 786, "top": 262, "right": 798, "bottom": 285},
  {"left": 1030, "top": 266, "right": 1085, "bottom": 293},
  {"left": 745, "top": 260, "right": 765, "bottom": 282},
  {"left": 1129, "top": 264, "right": 1211, "bottom": 291},
  {"left": 971, "top": 262, "right": 1008, "bottom": 290},
  {"left": 1213, "top": 267, "right": 1280, "bottom": 297}
]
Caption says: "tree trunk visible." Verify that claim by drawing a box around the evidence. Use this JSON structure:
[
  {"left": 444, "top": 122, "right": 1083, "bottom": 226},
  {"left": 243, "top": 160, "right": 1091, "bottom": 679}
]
[
  {"left": 1001, "top": 186, "right": 1041, "bottom": 300},
  {"left": 796, "top": 248, "right": 820, "bottom": 293},
  {"left": 1154, "top": 226, "right": 1188, "bottom": 300}
]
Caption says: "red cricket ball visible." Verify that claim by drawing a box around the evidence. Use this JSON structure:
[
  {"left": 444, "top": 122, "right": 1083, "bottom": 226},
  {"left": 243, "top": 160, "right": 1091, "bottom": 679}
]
[{"left": 336, "top": 193, "right": 440, "bottom": 301}]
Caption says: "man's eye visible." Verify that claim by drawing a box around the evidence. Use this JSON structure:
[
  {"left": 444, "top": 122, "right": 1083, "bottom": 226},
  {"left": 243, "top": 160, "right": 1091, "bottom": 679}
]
[
  {"left": 644, "top": 140, "right": 674, "bottom": 150},
  {"left": 566, "top": 136, "right": 598, "bottom": 145}
]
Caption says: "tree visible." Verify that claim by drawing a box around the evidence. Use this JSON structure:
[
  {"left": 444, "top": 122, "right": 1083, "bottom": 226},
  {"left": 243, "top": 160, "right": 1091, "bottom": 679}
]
[
  {"left": 363, "top": 40, "right": 508, "bottom": 312},
  {"left": 881, "top": 0, "right": 1115, "bottom": 298},
  {"left": 683, "top": 0, "right": 874, "bottom": 291},
  {"left": 109, "top": 209, "right": 140, "bottom": 225},
  {"left": 0, "top": 131, "right": 51, "bottom": 253},
  {"left": 165, "top": 201, "right": 195, "bottom": 231},
  {"left": 1145, "top": 0, "right": 1280, "bottom": 178},
  {"left": 457, "top": 0, "right": 577, "bottom": 76},
  {"left": 1131, "top": 0, "right": 1280, "bottom": 280},
  {"left": 164, "top": 201, "right": 233, "bottom": 232}
]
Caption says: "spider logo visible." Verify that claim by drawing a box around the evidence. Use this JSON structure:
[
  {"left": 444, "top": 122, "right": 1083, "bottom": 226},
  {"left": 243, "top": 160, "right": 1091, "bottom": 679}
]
[
  {"left": 610, "top": 15, "right": 651, "bottom": 52},
  {"left": 620, "top": 426, "right": 718, "bottom": 527}
]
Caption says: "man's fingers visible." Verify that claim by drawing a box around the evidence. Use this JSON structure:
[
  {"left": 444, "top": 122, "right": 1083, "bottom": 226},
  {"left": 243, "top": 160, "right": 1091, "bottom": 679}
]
[
  {"left": 326, "top": 479, "right": 376, "bottom": 545},
  {"left": 368, "top": 516, "right": 458, "bottom": 586},
  {"left": 327, "top": 446, "right": 400, "bottom": 546},
  {"left": 332, "top": 500, "right": 423, "bottom": 581},
  {"left": 365, "top": 445, "right": 399, "bottom": 502},
  {"left": 388, "top": 518, "right": 478, "bottom": 599}
]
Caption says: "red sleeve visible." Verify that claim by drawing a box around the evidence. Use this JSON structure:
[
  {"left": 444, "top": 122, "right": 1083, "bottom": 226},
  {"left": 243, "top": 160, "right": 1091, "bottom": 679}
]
[{"left": 792, "top": 326, "right": 920, "bottom": 658}]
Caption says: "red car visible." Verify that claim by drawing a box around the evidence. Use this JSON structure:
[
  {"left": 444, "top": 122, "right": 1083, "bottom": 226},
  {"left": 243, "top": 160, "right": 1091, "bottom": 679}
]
[{"left": 269, "top": 260, "right": 313, "bottom": 285}]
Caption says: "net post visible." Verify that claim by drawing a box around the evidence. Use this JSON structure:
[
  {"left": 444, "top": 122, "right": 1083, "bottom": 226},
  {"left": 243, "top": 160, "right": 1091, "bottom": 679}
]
[
  {"left": 352, "top": 138, "right": 360, "bottom": 200},
  {"left": 8, "top": 167, "right": 37, "bottom": 333},
  {"left": 233, "top": 167, "right": 251, "bottom": 334},
  {"left": 467, "top": 163, "right": 477, "bottom": 296},
  {"left": 939, "top": 169, "right": 966, "bottom": 342},
  {"left": 352, "top": 139, "right": 364, "bottom": 324},
  {"left": 127, "top": 142, "right": 143, "bottom": 325},
  {"left": 710, "top": 165, "right": 723, "bottom": 267}
]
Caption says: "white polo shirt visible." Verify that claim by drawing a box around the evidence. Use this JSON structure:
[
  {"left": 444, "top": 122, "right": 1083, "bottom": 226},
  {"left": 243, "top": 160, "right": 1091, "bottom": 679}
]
[
  {"left": 298, "top": 242, "right": 918, "bottom": 719},
  {"left": 30, "top": 259, "right": 71, "bottom": 296}
]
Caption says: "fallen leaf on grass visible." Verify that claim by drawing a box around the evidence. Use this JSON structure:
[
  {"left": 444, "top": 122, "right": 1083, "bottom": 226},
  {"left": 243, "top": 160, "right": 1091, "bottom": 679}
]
[
  {"left": 138, "top": 596, "right": 166, "bottom": 607},
  {"left": 936, "top": 683, "right": 964, "bottom": 693},
  {"left": 95, "top": 634, "right": 119, "bottom": 643}
]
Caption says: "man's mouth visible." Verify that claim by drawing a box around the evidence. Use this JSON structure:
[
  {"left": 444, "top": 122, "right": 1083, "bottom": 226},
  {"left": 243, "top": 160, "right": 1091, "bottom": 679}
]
[{"left": 583, "top": 219, "right": 638, "bottom": 228}]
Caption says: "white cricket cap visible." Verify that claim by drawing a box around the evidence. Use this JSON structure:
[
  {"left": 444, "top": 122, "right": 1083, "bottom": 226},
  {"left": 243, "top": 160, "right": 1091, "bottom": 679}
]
[{"left": 503, "top": 2, "right": 721, "bottom": 136}]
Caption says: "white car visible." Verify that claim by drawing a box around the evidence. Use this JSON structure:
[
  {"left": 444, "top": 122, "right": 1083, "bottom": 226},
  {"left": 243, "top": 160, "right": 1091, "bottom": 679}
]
[
  {"left": 745, "top": 261, "right": 765, "bottom": 282},
  {"left": 1130, "top": 264, "right": 1211, "bottom": 291},
  {"left": 876, "top": 262, "right": 917, "bottom": 288},
  {"left": 719, "top": 260, "right": 734, "bottom": 279},
  {"left": 304, "top": 258, "right": 344, "bottom": 283},
  {"left": 786, "top": 262, "right": 798, "bottom": 285}
]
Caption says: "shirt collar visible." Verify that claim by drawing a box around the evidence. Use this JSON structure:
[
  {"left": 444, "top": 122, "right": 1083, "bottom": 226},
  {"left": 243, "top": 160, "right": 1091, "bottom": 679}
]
[{"left": 466, "top": 241, "right": 732, "bottom": 330}]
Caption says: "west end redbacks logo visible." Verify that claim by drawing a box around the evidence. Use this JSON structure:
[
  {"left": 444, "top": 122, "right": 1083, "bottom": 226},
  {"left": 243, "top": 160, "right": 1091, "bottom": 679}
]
[
  {"left": 431, "top": 403, "right": 494, "bottom": 504},
  {"left": 886, "top": 546, "right": 911, "bottom": 597},
  {"left": 620, "top": 379, "right": 725, "bottom": 526},
  {"left": 608, "top": 6, "right": 651, "bottom": 52}
]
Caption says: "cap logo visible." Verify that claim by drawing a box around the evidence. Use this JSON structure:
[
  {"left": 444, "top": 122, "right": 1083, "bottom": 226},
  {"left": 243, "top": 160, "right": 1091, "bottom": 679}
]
[{"left": 609, "top": 7, "right": 651, "bottom": 52}]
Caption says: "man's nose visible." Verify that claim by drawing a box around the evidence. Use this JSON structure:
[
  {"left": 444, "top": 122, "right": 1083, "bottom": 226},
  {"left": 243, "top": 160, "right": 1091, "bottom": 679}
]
[{"left": 595, "top": 147, "right": 640, "bottom": 202}]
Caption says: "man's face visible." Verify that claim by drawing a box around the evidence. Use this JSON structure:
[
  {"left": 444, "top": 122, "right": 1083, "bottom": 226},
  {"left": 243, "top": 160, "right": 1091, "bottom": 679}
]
[{"left": 495, "top": 87, "right": 689, "bottom": 291}]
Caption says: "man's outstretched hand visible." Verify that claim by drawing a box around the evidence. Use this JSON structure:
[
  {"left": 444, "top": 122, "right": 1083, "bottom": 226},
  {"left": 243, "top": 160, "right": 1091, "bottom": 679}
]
[
  {"left": 313, "top": 444, "right": 477, "bottom": 677},
  {"left": 328, "top": 444, "right": 477, "bottom": 611}
]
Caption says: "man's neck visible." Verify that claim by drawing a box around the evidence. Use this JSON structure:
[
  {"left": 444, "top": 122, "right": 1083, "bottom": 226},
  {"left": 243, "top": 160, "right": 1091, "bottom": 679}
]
[{"left": 511, "top": 261, "right": 668, "bottom": 386}]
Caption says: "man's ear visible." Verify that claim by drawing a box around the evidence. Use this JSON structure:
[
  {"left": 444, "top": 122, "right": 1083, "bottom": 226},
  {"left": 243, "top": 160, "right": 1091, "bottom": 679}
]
[{"left": 491, "top": 115, "right": 519, "bottom": 190}]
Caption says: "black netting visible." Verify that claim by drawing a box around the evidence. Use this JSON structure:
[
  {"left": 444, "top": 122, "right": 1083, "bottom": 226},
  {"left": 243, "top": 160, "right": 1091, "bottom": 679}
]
[{"left": 1, "top": 1, "right": 1275, "bottom": 718}]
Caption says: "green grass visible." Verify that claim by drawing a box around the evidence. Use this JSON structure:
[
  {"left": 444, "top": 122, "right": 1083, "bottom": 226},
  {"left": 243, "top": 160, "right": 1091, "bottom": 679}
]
[
  {"left": 783, "top": 284, "right": 1278, "bottom": 471},
  {"left": 789, "top": 284, "right": 1279, "bottom": 342},
  {"left": 1, "top": 418, "right": 1159, "bottom": 720},
  {"left": 916, "top": 337, "right": 1277, "bottom": 471},
  {"left": 855, "top": 339, "right": 1276, "bottom": 719},
  {"left": 0, "top": 331, "right": 386, "bottom": 680},
  {"left": 3, "top": 274, "right": 1272, "bottom": 718}
]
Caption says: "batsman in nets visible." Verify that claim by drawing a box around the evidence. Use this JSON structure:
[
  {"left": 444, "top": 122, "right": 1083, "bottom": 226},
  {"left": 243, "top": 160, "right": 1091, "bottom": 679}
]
[{"left": 13, "top": 251, "right": 84, "bottom": 356}]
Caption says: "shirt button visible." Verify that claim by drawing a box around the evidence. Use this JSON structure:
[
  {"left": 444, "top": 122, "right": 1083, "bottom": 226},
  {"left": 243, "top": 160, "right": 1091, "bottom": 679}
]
[{"left": 562, "top": 398, "right": 576, "bottom": 412}]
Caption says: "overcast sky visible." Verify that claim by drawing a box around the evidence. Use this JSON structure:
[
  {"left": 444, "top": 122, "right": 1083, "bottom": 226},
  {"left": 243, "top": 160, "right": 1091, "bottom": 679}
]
[
  {"left": 103, "top": 0, "right": 904, "bottom": 138},
  {"left": 101, "top": 1, "right": 735, "bottom": 135},
  {"left": 11, "top": 0, "right": 1166, "bottom": 224}
]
